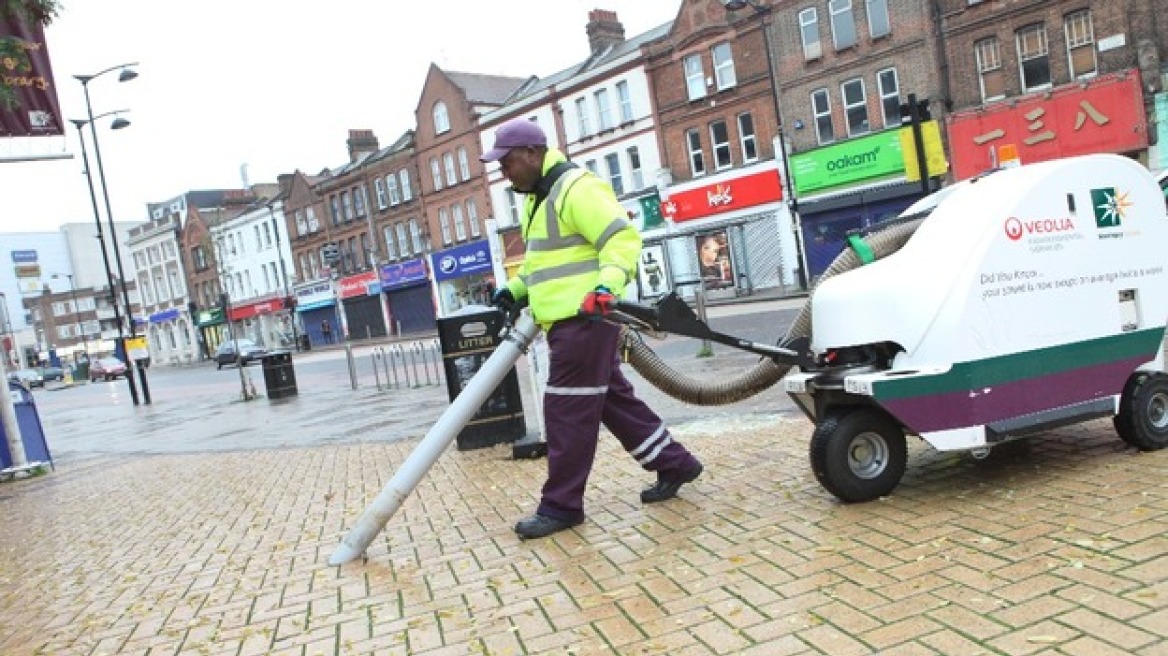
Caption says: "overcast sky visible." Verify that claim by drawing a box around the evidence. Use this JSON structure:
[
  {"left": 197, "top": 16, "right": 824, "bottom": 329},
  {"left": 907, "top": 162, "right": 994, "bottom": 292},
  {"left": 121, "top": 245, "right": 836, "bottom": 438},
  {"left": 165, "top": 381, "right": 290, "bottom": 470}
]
[{"left": 0, "top": 0, "right": 678, "bottom": 233}]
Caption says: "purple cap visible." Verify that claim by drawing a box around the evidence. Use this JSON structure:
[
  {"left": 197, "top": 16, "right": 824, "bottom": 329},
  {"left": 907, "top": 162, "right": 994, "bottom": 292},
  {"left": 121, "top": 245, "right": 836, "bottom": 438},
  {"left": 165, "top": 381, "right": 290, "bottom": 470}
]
[{"left": 480, "top": 119, "right": 547, "bottom": 162}]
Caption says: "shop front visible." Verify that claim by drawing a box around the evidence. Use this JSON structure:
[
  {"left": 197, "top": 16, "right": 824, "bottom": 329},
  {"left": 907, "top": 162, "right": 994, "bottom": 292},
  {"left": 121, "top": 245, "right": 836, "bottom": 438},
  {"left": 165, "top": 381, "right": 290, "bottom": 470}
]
[
  {"left": 657, "top": 163, "right": 799, "bottom": 300},
  {"left": 431, "top": 239, "right": 494, "bottom": 318},
  {"left": 295, "top": 280, "right": 339, "bottom": 347},
  {"left": 946, "top": 70, "right": 1147, "bottom": 180},
  {"left": 192, "top": 305, "right": 226, "bottom": 360},
  {"left": 227, "top": 295, "right": 292, "bottom": 350},
  {"left": 146, "top": 305, "right": 198, "bottom": 365},
  {"left": 338, "top": 271, "right": 387, "bottom": 340},
  {"left": 792, "top": 128, "right": 941, "bottom": 278},
  {"left": 379, "top": 258, "right": 436, "bottom": 335}
]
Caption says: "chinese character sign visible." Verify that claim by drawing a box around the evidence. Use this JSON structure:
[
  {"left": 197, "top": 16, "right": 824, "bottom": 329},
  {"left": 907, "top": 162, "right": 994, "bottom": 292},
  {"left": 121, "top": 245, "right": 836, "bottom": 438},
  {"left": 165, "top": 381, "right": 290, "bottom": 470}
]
[{"left": 946, "top": 71, "right": 1146, "bottom": 180}]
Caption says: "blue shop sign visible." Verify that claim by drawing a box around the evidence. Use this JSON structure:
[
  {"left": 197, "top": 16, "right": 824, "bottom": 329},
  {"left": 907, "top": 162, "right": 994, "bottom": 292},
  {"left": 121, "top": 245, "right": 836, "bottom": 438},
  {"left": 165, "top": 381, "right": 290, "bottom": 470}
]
[
  {"left": 10, "top": 249, "right": 37, "bottom": 263},
  {"left": 380, "top": 258, "right": 428, "bottom": 290},
  {"left": 149, "top": 307, "right": 181, "bottom": 323},
  {"left": 431, "top": 240, "right": 491, "bottom": 283}
]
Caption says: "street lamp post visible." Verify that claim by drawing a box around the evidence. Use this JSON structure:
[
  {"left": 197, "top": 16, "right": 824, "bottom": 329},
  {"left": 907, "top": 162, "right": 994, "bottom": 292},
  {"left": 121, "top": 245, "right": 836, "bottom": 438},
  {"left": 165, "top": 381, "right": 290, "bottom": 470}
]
[
  {"left": 51, "top": 273, "right": 88, "bottom": 360},
  {"left": 76, "top": 62, "right": 151, "bottom": 404},
  {"left": 68, "top": 114, "right": 139, "bottom": 404},
  {"left": 721, "top": 0, "right": 810, "bottom": 291}
]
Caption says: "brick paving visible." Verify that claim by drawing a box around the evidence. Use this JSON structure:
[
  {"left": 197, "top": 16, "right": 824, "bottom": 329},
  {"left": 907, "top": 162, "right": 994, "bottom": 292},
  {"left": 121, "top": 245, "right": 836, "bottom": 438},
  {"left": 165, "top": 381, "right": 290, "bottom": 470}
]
[{"left": 1, "top": 413, "right": 1166, "bottom": 655}]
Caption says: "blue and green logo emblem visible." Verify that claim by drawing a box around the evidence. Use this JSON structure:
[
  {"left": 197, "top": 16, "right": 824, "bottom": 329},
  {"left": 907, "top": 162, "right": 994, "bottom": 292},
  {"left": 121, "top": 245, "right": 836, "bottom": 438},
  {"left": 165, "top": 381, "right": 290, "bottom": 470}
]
[{"left": 1091, "top": 187, "right": 1132, "bottom": 229}]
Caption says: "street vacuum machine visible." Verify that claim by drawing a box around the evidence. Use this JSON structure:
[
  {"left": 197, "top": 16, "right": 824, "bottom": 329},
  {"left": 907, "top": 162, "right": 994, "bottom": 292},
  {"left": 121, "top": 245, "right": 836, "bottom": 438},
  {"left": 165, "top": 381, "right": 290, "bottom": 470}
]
[{"left": 330, "top": 154, "right": 1167, "bottom": 564}]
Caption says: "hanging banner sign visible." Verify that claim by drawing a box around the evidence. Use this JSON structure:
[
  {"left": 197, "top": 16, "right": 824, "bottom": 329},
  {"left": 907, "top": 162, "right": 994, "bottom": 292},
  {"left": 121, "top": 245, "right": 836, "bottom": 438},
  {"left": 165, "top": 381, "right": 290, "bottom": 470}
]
[{"left": 0, "top": 13, "right": 64, "bottom": 137}]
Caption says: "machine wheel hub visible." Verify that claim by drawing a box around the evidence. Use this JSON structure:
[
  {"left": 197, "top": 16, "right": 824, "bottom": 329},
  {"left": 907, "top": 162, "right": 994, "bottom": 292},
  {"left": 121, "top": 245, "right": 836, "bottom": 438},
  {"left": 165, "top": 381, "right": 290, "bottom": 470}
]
[{"left": 848, "top": 432, "right": 889, "bottom": 479}]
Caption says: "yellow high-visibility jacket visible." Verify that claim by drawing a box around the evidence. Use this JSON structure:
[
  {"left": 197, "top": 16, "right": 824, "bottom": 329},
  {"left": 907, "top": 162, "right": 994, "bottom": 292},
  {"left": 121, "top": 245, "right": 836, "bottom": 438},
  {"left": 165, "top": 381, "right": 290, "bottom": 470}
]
[{"left": 505, "top": 148, "right": 640, "bottom": 328}]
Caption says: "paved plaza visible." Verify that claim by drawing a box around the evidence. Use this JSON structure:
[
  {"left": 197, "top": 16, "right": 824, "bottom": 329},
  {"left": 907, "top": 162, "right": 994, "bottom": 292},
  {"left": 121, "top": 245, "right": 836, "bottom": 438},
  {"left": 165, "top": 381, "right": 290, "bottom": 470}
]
[{"left": 1, "top": 302, "right": 1166, "bottom": 655}]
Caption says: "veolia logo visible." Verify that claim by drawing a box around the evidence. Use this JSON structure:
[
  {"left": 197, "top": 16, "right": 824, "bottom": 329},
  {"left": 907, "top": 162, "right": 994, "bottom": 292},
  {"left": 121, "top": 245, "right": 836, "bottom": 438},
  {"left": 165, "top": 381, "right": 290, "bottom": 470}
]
[
  {"left": 439, "top": 255, "right": 458, "bottom": 274},
  {"left": 1004, "top": 217, "right": 1024, "bottom": 241},
  {"left": 826, "top": 147, "right": 880, "bottom": 171}
]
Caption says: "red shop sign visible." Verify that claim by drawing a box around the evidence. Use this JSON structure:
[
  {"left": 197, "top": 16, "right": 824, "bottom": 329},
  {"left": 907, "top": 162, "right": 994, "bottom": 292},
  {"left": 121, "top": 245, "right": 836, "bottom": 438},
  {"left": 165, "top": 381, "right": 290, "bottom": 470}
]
[
  {"left": 338, "top": 271, "right": 379, "bottom": 299},
  {"left": 660, "top": 169, "right": 783, "bottom": 223},
  {"left": 946, "top": 71, "right": 1147, "bottom": 180},
  {"left": 227, "top": 296, "right": 285, "bottom": 321}
]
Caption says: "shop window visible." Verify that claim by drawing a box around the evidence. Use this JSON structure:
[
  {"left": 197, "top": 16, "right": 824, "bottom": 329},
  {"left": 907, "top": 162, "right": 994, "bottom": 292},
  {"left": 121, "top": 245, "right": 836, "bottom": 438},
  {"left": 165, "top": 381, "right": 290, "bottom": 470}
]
[
  {"left": 1065, "top": 10, "right": 1096, "bottom": 79},
  {"left": 1016, "top": 24, "right": 1051, "bottom": 91}
]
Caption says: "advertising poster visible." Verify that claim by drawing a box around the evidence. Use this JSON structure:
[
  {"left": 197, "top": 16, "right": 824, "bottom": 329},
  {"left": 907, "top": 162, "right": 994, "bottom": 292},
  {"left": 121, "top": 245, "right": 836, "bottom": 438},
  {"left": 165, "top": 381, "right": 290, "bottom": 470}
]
[
  {"left": 637, "top": 244, "right": 670, "bottom": 299},
  {"left": 695, "top": 231, "right": 734, "bottom": 290},
  {"left": 0, "top": 13, "right": 63, "bottom": 137}
]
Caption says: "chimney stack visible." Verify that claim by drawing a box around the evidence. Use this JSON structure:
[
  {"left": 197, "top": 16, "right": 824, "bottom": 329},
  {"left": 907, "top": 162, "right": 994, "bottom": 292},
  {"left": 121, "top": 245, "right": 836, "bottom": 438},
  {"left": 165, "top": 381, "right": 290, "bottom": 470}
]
[
  {"left": 346, "top": 129, "right": 380, "bottom": 162},
  {"left": 586, "top": 9, "right": 625, "bottom": 54}
]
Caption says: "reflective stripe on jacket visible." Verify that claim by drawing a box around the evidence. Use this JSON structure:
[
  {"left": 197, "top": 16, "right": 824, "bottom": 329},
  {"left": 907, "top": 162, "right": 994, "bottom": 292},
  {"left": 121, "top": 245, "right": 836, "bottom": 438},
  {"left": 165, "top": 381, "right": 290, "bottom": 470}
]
[{"left": 505, "top": 148, "right": 640, "bottom": 327}]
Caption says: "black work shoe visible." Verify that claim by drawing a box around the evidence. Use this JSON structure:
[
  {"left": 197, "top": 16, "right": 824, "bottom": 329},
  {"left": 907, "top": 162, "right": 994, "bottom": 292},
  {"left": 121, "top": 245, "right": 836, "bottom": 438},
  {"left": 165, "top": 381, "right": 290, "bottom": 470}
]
[
  {"left": 514, "top": 513, "right": 584, "bottom": 540},
  {"left": 641, "top": 463, "right": 704, "bottom": 504}
]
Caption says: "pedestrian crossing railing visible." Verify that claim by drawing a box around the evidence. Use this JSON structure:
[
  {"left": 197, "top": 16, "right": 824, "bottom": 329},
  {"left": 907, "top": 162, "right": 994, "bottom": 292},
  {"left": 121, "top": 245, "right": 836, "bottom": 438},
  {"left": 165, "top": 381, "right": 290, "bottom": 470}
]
[{"left": 369, "top": 339, "right": 443, "bottom": 391}]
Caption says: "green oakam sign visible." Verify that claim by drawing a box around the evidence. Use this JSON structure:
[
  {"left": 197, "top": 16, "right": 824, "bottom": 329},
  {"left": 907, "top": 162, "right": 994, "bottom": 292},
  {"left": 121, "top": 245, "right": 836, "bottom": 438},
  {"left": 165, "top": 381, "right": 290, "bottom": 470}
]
[{"left": 790, "top": 129, "right": 907, "bottom": 195}]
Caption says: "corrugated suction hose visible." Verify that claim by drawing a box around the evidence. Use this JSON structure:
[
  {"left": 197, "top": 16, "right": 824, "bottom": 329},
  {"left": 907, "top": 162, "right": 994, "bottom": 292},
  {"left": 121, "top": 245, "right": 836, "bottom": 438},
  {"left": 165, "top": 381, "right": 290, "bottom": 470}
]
[{"left": 624, "top": 218, "right": 925, "bottom": 405}]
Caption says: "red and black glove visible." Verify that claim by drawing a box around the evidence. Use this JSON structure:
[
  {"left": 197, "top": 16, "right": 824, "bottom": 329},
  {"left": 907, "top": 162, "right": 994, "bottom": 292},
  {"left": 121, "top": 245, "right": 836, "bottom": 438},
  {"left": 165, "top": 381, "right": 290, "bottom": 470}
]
[{"left": 580, "top": 286, "right": 616, "bottom": 318}]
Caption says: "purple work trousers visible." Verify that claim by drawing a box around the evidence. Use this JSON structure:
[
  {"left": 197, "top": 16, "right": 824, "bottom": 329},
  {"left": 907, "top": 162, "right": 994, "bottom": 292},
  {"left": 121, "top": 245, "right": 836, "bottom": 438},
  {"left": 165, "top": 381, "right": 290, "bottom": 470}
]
[{"left": 537, "top": 317, "right": 700, "bottom": 522}]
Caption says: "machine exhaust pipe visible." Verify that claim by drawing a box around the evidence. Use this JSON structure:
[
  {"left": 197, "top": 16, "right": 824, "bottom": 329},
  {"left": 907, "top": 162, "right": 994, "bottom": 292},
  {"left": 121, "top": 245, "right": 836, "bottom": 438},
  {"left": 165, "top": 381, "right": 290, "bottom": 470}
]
[{"left": 328, "top": 312, "right": 540, "bottom": 566}]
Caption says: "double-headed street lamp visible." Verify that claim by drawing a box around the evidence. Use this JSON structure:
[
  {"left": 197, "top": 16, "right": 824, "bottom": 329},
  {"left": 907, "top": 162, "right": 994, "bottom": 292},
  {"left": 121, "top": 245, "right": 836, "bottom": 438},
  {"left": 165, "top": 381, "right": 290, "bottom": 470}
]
[
  {"left": 74, "top": 62, "right": 150, "bottom": 404},
  {"left": 720, "top": 0, "right": 810, "bottom": 291}
]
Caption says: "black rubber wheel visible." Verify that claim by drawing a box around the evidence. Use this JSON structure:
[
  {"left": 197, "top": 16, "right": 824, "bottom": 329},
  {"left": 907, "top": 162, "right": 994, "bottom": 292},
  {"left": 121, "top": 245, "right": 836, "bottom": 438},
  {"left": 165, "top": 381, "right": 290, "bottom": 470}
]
[
  {"left": 809, "top": 406, "right": 908, "bottom": 503},
  {"left": 1116, "top": 372, "right": 1168, "bottom": 451}
]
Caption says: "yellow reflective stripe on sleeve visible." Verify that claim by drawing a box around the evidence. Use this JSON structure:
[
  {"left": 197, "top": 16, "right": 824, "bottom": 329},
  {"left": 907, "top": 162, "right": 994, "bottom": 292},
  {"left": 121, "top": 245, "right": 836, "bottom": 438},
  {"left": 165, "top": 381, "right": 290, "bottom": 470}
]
[
  {"left": 526, "top": 259, "right": 599, "bottom": 285},
  {"left": 594, "top": 217, "right": 629, "bottom": 252}
]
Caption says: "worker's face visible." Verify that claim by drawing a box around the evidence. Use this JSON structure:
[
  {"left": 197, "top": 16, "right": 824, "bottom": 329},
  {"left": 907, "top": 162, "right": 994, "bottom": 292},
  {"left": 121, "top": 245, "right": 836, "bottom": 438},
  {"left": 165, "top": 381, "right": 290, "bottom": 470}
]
[{"left": 498, "top": 147, "right": 543, "bottom": 192}]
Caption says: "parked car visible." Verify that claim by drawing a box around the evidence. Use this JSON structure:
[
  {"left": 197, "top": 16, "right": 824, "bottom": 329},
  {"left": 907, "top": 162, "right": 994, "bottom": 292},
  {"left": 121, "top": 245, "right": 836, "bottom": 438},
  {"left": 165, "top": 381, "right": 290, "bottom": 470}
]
[
  {"left": 38, "top": 365, "right": 65, "bottom": 383},
  {"left": 7, "top": 368, "right": 43, "bottom": 389},
  {"left": 214, "top": 339, "right": 268, "bottom": 369},
  {"left": 89, "top": 357, "right": 128, "bottom": 382}
]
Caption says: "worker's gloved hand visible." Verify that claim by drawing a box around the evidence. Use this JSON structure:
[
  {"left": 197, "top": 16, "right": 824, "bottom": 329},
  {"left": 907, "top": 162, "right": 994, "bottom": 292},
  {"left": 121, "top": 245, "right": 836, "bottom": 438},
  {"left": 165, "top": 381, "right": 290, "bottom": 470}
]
[
  {"left": 491, "top": 287, "right": 517, "bottom": 315},
  {"left": 580, "top": 286, "right": 616, "bottom": 318}
]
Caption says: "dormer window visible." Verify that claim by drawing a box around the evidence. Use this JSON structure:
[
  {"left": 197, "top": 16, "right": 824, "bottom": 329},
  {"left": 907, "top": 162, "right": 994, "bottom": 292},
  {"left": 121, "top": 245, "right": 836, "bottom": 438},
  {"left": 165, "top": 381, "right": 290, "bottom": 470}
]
[{"left": 433, "top": 101, "right": 450, "bottom": 135}]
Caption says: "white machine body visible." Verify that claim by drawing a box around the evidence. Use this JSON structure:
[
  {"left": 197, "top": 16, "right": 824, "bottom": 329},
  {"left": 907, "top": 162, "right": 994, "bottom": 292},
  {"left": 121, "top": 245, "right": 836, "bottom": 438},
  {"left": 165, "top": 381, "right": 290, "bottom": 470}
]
[{"left": 786, "top": 154, "right": 1168, "bottom": 450}]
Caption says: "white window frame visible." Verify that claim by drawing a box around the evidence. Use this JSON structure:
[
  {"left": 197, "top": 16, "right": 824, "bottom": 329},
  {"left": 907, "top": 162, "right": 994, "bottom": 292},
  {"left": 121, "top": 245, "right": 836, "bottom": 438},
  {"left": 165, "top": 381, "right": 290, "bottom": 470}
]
[
  {"left": 712, "top": 43, "right": 737, "bottom": 91},
  {"left": 399, "top": 170, "right": 412, "bottom": 201},
  {"left": 383, "top": 226, "right": 397, "bottom": 260},
  {"left": 306, "top": 206, "right": 319, "bottom": 232},
  {"left": 386, "top": 174, "right": 401, "bottom": 205},
  {"left": 396, "top": 224, "right": 409, "bottom": 256},
  {"left": 439, "top": 208, "right": 452, "bottom": 245},
  {"left": 684, "top": 54, "right": 706, "bottom": 100},
  {"left": 710, "top": 120, "right": 732, "bottom": 170},
  {"left": 595, "top": 89, "right": 613, "bottom": 131},
  {"left": 467, "top": 200, "right": 480, "bottom": 238},
  {"left": 800, "top": 8, "right": 822, "bottom": 59},
  {"left": 627, "top": 146, "right": 644, "bottom": 190},
  {"left": 443, "top": 152, "right": 457, "bottom": 186},
  {"left": 430, "top": 158, "right": 443, "bottom": 191},
  {"left": 605, "top": 152, "right": 624, "bottom": 196},
  {"left": 1064, "top": 10, "right": 1097, "bottom": 79},
  {"left": 374, "top": 178, "right": 387, "bottom": 210},
  {"left": 1016, "top": 24, "right": 1051, "bottom": 92},
  {"left": 976, "top": 37, "right": 1005, "bottom": 102},
  {"left": 452, "top": 204, "right": 466, "bottom": 241},
  {"left": 457, "top": 147, "right": 471, "bottom": 181},
  {"left": 737, "top": 113, "right": 758, "bottom": 163},
  {"left": 830, "top": 0, "right": 857, "bottom": 51},
  {"left": 842, "top": 78, "right": 869, "bottom": 137},
  {"left": 812, "top": 89, "right": 835, "bottom": 145},
  {"left": 867, "top": 0, "right": 890, "bottom": 39},
  {"left": 506, "top": 190, "right": 520, "bottom": 225},
  {"left": 877, "top": 68, "right": 900, "bottom": 128},
  {"left": 409, "top": 219, "right": 424, "bottom": 254},
  {"left": 616, "top": 80, "right": 634, "bottom": 124},
  {"left": 576, "top": 97, "right": 591, "bottom": 137},
  {"left": 687, "top": 129, "right": 705, "bottom": 177},
  {"left": 432, "top": 101, "right": 450, "bottom": 134}
]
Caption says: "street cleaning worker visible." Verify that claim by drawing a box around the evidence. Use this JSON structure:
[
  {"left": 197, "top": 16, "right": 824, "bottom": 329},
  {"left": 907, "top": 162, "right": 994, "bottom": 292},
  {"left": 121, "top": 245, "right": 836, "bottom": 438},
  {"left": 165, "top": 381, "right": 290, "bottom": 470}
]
[{"left": 481, "top": 118, "right": 703, "bottom": 539}]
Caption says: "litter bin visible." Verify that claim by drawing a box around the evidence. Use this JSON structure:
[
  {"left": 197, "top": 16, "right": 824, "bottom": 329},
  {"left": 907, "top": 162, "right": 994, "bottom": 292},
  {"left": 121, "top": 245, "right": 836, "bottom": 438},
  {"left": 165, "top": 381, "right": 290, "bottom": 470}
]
[
  {"left": 261, "top": 351, "right": 298, "bottom": 400},
  {"left": 299, "top": 333, "right": 311, "bottom": 352},
  {"left": 0, "top": 380, "right": 54, "bottom": 470},
  {"left": 437, "top": 308, "right": 525, "bottom": 450}
]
